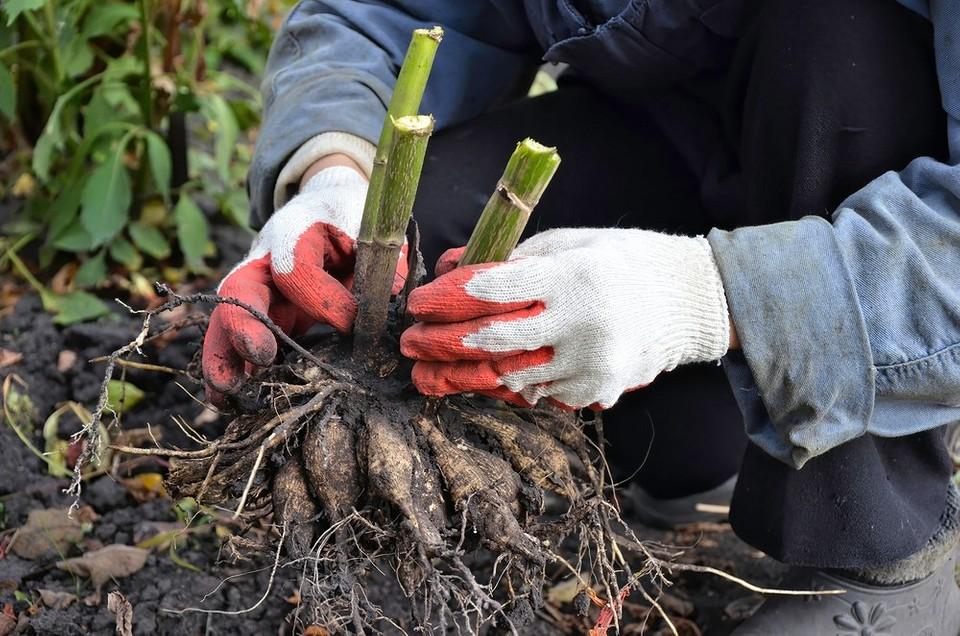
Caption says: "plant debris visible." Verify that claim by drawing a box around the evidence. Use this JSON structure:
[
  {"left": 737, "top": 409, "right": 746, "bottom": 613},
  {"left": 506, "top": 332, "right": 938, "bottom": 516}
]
[
  {"left": 7, "top": 509, "right": 84, "bottom": 560},
  {"left": 37, "top": 589, "right": 78, "bottom": 610},
  {"left": 107, "top": 590, "right": 134, "bottom": 636},
  {"left": 87, "top": 284, "right": 662, "bottom": 634},
  {"left": 56, "top": 545, "right": 149, "bottom": 591}
]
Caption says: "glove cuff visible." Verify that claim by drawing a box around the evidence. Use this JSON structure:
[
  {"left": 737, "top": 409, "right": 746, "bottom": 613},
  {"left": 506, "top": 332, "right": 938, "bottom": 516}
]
[
  {"left": 273, "top": 131, "right": 376, "bottom": 209},
  {"left": 670, "top": 236, "right": 731, "bottom": 365}
]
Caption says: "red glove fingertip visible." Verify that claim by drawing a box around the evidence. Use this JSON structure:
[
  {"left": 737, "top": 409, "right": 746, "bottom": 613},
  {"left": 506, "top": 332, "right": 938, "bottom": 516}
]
[
  {"left": 202, "top": 308, "right": 247, "bottom": 394},
  {"left": 435, "top": 246, "right": 467, "bottom": 277},
  {"left": 204, "top": 383, "right": 228, "bottom": 409}
]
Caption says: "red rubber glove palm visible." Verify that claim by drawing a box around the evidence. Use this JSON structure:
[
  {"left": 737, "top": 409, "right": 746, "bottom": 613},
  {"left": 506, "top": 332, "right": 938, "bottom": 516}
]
[{"left": 202, "top": 167, "right": 406, "bottom": 403}]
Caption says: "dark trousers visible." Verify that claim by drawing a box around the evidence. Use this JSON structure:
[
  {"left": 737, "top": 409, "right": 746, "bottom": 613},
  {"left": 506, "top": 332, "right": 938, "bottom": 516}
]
[{"left": 410, "top": 0, "right": 954, "bottom": 569}]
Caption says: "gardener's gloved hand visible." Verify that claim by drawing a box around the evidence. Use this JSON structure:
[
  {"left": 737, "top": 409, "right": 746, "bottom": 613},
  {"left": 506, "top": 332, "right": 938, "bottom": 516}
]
[
  {"left": 202, "top": 166, "right": 406, "bottom": 401},
  {"left": 400, "top": 228, "right": 731, "bottom": 410}
]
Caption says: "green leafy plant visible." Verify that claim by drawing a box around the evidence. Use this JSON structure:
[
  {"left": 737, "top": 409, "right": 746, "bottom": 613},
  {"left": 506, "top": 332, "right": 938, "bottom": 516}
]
[{"left": 0, "top": 0, "right": 285, "bottom": 322}]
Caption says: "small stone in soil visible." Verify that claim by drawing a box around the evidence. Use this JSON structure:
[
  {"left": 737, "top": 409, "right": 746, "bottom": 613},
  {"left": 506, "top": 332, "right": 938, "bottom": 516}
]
[{"left": 86, "top": 478, "right": 129, "bottom": 513}]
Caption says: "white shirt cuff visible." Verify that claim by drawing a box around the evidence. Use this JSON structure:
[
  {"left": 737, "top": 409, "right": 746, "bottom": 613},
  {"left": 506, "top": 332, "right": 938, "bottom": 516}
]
[{"left": 273, "top": 132, "right": 376, "bottom": 209}]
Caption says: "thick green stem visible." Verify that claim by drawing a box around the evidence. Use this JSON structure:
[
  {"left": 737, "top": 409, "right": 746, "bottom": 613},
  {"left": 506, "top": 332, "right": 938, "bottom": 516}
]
[
  {"left": 138, "top": 0, "right": 154, "bottom": 128},
  {"left": 42, "top": 1, "right": 64, "bottom": 86},
  {"left": 353, "top": 115, "right": 435, "bottom": 360},
  {"left": 357, "top": 26, "right": 443, "bottom": 246},
  {"left": 459, "top": 139, "right": 561, "bottom": 266}
]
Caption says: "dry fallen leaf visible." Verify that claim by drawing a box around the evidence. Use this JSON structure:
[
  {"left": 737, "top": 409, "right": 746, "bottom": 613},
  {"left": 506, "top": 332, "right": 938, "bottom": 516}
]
[
  {"left": 107, "top": 591, "right": 133, "bottom": 636},
  {"left": 57, "top": 350, "right": 78, "bottom": 373},
  {"left": 0, "top": 349, "right": 23, "bottom": 369},
  {"left": 8, "top": 509, "right": 84, "bottom": 560},
  {"left": 38, "top": 589, "right": 78, "bottom": 610},
  {"left": 73, "top": 505, "right": 99, "bottom": 526},
  {"left": 303, "top": 626, "right": 330, "bottom": 636},
  {"left": 49, "top": 263, "right": 78, "bottom": 295},
  {"left": 56, "top": 545, "right": 149, "bottom": 590},
  {"left": 0, "top": 611, "right": 14, "bottom": 636},
  {"left": 0, "top": 283, "right": 25, "bottom": 319}
]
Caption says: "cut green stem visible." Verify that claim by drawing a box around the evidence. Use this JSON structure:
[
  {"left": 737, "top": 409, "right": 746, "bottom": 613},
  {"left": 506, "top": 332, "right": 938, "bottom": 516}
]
[
  {"left": 459, "top": 139, "right": 561, "bottom": 266},
  {"left": 357, "top": 26, "right": 443, "bottom": 246},
  {"left": 353, "top": 115, "right": 435, "bottom": 360}
]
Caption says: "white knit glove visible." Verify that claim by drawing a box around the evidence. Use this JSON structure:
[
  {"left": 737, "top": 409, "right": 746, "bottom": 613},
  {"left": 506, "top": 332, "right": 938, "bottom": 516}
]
[{"left": 401, "top": 228, "right": 731, "bottom": 410}]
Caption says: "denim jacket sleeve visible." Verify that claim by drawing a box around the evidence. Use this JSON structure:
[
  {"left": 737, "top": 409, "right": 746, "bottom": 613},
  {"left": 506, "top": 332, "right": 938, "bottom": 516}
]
[
  {"left": 248, "top": 0, "right": 540, "bottom": 227},
  {"left": 707, "top": 1, "right": 960, "bottom": 469},
  {"left": 708, "top": 159, "right": 960, "bottom": 469}
]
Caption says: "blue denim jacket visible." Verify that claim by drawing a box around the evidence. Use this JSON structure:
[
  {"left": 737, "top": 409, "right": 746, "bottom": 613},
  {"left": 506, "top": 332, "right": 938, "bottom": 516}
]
[{"left": 250, "top": 0, "right": 960, "bottom": 468}]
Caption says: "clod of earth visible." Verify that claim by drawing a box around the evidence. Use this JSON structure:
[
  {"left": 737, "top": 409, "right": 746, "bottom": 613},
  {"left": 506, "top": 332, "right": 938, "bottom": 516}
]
[{"left": 160, "top": 333, "right": 636, "bottom": 633}]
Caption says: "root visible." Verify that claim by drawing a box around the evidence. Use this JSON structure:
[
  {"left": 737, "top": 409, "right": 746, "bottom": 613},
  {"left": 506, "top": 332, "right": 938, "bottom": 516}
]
[
  {"left": 456, "top": 405, "right": 579, "bottom": 502},
  {"left": 272, "top": 454, "right": 318, "bottom": 559},
  {"left": 302, "top": 413, "right": 362, "bottom": 522},
  {"left": 414, "top": 414, "right": 543, "bottom": 565},
  {"left": 84, "top": 283, "right": 663, "bottom": 634},
  {"left": 366, "top": 412, "right": 444, "bottom": 551}
]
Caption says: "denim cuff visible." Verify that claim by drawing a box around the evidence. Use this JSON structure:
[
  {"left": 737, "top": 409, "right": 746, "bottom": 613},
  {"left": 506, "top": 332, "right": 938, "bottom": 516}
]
[{"left": 708, "top": 216, "right": 875, "bottom": 468}]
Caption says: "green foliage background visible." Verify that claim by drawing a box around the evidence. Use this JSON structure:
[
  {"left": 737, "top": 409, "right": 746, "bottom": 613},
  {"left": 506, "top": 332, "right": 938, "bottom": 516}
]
[{"left": 0, "top": 0, "right": 292, "bottom": 323}]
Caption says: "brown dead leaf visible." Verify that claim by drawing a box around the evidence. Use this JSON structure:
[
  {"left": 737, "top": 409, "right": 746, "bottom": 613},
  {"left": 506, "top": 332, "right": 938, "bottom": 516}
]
[
  {"left": 49, "top": 263, "right": 78, "bottom": 295},
  {"left": 303, "top": 627, "right": 330, "bottom": 636},
  {"left": 8, "top": 509, "right": 84, "bottom": 560},
  {"left": 57, "top": 350, "right": 78, "bottom": 373},
  {"left": 38, "top": 589, "right": 78, "bottom": 610},
  {"left": 0, "top": 611, "right": 14, "bottom": 636},
  {"left": 73, "top": 505, "right": 99, "bottom": 526},
  {"left": 0, "top": 349, "right": 22, "bottom": 369},
  {"left": 56, "top": 545, "right": 149, "bottom": 590},
  {"left": 0, "top": 282, "right": 25, "bottom": 319},
  {"left": 107, "top": 591, "right": 133, "bottom": 636}
]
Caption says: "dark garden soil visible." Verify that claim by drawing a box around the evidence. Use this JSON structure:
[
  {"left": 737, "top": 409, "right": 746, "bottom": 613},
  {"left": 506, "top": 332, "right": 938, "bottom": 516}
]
[{"left": 0, "top": 224, "right": 799, "bottom": 635}]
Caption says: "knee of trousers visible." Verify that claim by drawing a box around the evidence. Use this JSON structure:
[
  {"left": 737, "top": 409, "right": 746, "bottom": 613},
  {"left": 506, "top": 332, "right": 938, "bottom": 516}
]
[{"left": 736, "top": 0, "right": 947, "bottom": 217}]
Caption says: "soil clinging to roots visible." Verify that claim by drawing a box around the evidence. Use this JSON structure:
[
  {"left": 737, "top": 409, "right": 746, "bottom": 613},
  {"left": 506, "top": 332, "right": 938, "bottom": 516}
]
[{"left": 90, "top": 283, "right": 657, "bottom": 634}]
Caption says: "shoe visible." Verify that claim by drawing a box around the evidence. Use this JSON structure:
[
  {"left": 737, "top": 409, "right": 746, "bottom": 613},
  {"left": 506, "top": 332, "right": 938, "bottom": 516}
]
[
  {"left": 731, "top": 551, "right": 960, "bottom": 635},
  {"left": 625, "top": 474, "right": 737, "bottom": 528}
]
